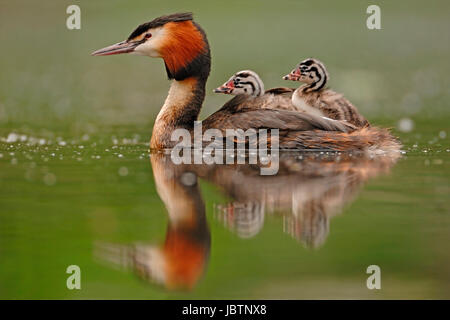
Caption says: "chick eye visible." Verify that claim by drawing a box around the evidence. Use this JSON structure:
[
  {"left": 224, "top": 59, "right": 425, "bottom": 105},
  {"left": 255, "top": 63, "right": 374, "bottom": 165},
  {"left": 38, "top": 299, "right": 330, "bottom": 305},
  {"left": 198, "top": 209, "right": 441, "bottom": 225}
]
[{"left": 144, "top": 33, "right": 152, "bottom": 39}]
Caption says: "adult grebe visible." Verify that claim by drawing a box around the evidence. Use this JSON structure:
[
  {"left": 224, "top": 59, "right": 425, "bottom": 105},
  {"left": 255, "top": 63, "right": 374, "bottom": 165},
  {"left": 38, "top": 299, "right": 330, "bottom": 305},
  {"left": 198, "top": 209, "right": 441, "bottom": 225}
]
[{"left": 92, "top": 12, "right": 399, "bottom": 153}]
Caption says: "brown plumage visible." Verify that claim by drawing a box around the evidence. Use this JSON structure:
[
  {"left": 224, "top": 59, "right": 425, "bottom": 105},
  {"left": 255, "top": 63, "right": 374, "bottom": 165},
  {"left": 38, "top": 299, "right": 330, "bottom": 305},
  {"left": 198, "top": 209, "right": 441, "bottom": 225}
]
[
  {"left": 203, "top": 94, "right": 354, "bottom": 133},
  {"left": 293, "top": 87, "right": 370, "bottom": 128}
]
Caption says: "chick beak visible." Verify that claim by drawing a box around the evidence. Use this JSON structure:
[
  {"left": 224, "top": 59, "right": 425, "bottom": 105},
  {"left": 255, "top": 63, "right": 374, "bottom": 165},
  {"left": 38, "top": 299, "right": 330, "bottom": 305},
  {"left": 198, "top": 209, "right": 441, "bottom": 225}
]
[
  {"left": 213, "top": 80, "right": 234, "bottom": 94},
  {"left": 283, "top": 69, "right": 301, "bottom": 81},
  {"left": 91, "top": 40, "right": 142, "bottom": 56}
]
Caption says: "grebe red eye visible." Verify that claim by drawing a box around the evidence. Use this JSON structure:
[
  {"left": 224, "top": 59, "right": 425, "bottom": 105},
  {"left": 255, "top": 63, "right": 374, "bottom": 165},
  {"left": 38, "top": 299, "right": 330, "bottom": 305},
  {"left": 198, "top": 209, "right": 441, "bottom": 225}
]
[{"left": 145, "top": 33, "right": 152, "bottom": 39}]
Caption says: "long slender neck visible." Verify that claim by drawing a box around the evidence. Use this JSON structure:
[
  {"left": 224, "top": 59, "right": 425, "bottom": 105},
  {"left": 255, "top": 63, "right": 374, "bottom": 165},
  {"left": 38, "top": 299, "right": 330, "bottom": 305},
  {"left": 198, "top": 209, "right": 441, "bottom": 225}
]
[
  {"left": 150, "top": 76, "right": 206, "bottom": 149},
  {"left": 149, "top": 21, "right": 211, "bottom": 149},
  {"left": 301, "top": 80, "right": 325, "bottom": 94},
  {"left": 296, "top": 84, "right": 315, "bottom": 95}
]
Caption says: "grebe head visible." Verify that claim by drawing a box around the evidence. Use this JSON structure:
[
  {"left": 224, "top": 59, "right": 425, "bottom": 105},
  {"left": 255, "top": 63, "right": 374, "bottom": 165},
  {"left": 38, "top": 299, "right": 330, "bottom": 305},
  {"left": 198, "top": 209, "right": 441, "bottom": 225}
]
[
  {"left": 92, "top": 12, "right": 211, "bottom": 81},
  {"left": 283, "top": 58, "right": 329, "bottom": 92},
  {"left": 213, "top": 70, "right": 264, "bottom": 97}
]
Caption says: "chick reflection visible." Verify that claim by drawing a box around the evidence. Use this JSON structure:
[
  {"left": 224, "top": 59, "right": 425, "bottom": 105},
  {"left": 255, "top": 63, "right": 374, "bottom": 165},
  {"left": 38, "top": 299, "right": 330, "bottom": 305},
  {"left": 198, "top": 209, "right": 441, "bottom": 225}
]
[
  {"left": 210, "top": 153, "right": 399, "bottom": 248},
  {"left": 95, "top": 154, "right": 210, "bottom": 291}
]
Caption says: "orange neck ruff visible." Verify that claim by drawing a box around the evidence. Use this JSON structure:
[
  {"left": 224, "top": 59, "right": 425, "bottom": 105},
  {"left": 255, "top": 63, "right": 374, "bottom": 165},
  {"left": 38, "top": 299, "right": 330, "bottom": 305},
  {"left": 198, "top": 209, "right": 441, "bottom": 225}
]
[{"left": 160, "top": 21, "right": 207, "bottom": 75}]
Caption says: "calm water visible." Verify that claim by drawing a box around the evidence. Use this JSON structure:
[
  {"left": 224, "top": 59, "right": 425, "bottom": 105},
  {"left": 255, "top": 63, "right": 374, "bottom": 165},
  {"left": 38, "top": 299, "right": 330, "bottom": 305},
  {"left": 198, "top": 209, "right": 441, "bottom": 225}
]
[{"left": 0, "top": 130, "right": 449, "bottom": 299}]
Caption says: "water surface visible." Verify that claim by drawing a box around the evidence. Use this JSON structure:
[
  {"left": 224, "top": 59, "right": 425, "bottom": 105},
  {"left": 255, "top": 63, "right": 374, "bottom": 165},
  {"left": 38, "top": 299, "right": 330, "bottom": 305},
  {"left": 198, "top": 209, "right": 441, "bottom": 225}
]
[{"left": 1, "top": 131, "right": 449, "bottom": 299}]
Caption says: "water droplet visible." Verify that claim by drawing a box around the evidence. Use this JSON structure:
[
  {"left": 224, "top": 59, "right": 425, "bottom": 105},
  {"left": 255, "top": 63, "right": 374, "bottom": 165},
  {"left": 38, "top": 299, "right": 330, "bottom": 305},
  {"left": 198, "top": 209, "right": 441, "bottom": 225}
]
[
  {"left": 180, "top": 172, "right": 196, "bottom": 186},
  {"left": 397, "top": 118, "right": 414, "bottom": 133},
  {"left": 6, "top": 133, "right": 19, "bottom": 143},
  {"left": 43, "top": 173, "right": 57, "bottom": 186},
  {"left": 118, "top": 167, "right": 128, "bottom": 176}
]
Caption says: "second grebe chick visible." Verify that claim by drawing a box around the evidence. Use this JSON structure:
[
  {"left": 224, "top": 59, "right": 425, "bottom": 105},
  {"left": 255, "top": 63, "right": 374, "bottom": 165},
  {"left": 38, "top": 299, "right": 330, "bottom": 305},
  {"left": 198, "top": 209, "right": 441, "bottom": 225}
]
[
  {"left": 214, "top": 70, "right": 264, "bottom": 97},
  {"left": 283, "top": 58, "right": 370, "bottom": 128}
]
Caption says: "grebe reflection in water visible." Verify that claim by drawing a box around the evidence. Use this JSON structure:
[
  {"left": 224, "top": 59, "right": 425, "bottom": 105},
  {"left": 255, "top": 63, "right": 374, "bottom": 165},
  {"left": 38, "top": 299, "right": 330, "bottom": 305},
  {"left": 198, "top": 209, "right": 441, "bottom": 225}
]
[{"left": 94, "top": 151, "right": 399, "bottom": 290}]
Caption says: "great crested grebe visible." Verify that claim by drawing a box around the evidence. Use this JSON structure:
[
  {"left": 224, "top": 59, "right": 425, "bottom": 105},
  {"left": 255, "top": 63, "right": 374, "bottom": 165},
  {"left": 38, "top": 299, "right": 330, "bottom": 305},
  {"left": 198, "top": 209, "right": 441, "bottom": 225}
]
[
  {"left": 92, "top": 13, "right": 398, "bottom": 152},
  {"left": 283, "top": 58, "right": 370, "bottom": 128}
]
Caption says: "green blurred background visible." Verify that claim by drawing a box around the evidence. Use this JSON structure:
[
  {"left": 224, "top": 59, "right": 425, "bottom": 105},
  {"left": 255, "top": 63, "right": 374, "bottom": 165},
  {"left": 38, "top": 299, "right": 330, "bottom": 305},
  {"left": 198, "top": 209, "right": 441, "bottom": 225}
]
[{"left": 0, "top": 0, "right": 449, "bottom": 299}]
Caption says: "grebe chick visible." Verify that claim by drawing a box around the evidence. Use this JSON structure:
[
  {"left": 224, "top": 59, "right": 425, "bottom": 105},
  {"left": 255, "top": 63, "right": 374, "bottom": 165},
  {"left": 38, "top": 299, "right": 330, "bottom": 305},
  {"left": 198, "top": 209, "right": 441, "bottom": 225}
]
[
  {"left": 214, "top": 70, "right": 264, "bottom": 97},
  {"left": 283, "top": 58, "right": 369, "bottom": 128},
  {"left": 92, "top": 13, "right": 399, "bottom": 153},
  {"left": 214, "top": 70, "right": 301, "bottom": 112}
]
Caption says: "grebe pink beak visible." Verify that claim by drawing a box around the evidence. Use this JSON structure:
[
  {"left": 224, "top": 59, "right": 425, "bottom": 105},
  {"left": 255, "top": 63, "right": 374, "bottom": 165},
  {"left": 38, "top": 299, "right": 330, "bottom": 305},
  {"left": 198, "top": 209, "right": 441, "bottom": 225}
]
[
  {"left": 213, "top": 80, "right": 234, "bottom": 94},
  {"left": 91, "top": 39, "right": 143, "bottom": 56},
  {"left": 283, "top": 68, "right": 302, "bottom": 81}
]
